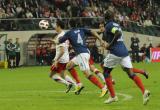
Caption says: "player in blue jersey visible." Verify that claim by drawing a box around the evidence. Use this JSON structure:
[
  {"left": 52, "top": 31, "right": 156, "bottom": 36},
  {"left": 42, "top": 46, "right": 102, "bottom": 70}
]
[
  {"left": 102, "top": 10, "right": 150, "bottom": 105},
  {"left": 54, "top": 19, "right": 108, "bottom": 97}
]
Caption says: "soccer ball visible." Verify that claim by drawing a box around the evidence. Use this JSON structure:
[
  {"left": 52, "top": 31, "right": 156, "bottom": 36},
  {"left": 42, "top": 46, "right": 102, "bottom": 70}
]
[{"left": 39, "top": 20, "right": 49, "bottom": 29}]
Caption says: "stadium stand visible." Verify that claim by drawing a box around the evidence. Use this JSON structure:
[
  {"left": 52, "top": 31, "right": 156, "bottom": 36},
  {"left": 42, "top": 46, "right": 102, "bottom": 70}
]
[{"left": 0, "top": 0, "right": 160, "bottom": 36}]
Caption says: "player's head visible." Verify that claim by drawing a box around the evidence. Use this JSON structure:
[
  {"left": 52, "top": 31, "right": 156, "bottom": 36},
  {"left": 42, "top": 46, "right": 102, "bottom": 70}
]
[
  {"left": 69, "top": 18, "right": 77, "bottom": 28},
  {"left": 104, "top": 9, "right": 115, "bottom": 21},
  {"left": 55, "top": 20, "right": 64, "bottom": 32},
  {"left": 99, "top": 22, "right": 105, "bottom": 32}
]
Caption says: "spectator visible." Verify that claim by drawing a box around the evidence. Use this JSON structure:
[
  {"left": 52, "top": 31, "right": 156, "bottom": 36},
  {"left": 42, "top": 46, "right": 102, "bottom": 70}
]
[
  {"left": 16, "top": 4, "right": 23, "bottom": 14},
  {"left": 0, "top": 7, "right": 6, "bottom": 18},
  {"left": 139, "top": 43, "right": 147, "bottom": 62},
  {"left": 25, "top": 9, "right": 33, "bottom": 18},
  {"left": 145, "top": 43, "right": 153, "bottom": 62},
  {"left": 143, "top": 17, "right": 153, "bottom": 26},
  {"left": 130, "top": 33, "right": 140, "bottom": 62}
]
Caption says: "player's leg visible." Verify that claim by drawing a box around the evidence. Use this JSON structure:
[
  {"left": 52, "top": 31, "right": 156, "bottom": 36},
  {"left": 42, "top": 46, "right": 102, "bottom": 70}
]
[
  {"left": 74, "top": 53, "right": 107, "bottom": 97},
  {"left": 68, "top": 66, "right": 82, "bottom": 86},
  {"left": 66, "top": 59, "right": 84, "bottom": 94},
  {"left": 103, "top": 67, "right": 118, "bottom": 103},
  {"left": 100, "top": 61, "right": 115, "bottom": 85},
  {"left": 10, "top": 55, "right": 14, "bottom": 68},
  {"left": 13, "top": 55, "right": 16, "bottom": 68},
  {"left": 50, "top": 63, "right": 72, "bottom": 93},
  {"left": 121, "top": 56, "right": 150, "bottom": 105},
  {"left": 103, "top": 54, "right": 119, "bottom": 104},
  {"left": 131, "top": 68, "right": 149, "bottom": 79},
  {"left": 90, "top": 64, "right": 106, "bottom": 85},
  {"left": 8, "top": 55, "right": 11, "bottom": 68},
  {"left": 60, "top": 71, "right": 77, "bottom": 87}
]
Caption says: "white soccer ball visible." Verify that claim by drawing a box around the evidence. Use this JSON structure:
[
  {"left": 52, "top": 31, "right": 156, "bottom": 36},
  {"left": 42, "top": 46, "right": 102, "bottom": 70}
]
[{"left": 39, "top": 20, "right": 49, "bottom": 29}]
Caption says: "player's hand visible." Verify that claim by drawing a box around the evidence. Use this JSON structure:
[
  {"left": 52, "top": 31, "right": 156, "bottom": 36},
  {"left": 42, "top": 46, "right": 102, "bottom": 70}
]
[
  {"left": 101, "top": 42, "right": 109, "bottom": 50},
  {"left": 100, "top": 40, "right": 105, "bottom": 48},
  {"left": 104, "top": 42, "right": 110, "bottom": 49},
  {"left": 54, "top": 60, "right": 58, "bottom": 68}
]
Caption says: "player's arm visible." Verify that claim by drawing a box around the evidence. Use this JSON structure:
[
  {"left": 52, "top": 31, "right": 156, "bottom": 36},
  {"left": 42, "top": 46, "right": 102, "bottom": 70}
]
[
  {"left": 54, "top": 32, "right": 69, "bottom": 44},
  {"left": 6, "top": 44, "right": 12, "bottom": 51},
  {"left": 54, "top": 46, "right": 65, "bottom": 62},
  {"left": 90, "top": 30, "right": 105, "bottom": 47},
  {"left": 91, "top": 31, "right": 102, "bottom": 42}
]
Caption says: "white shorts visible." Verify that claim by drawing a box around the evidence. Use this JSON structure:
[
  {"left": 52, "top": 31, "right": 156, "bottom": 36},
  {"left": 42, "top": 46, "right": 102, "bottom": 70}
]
[
  {"left": 71, "top": 53, "right": 90, "bottom": 71},
  {"left": 103, "top": 53, "right": 133, "bottom": 68}
]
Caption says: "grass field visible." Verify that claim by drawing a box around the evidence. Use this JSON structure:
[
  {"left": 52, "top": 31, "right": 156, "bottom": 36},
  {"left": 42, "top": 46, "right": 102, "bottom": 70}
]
[{"left": 0, "top": 63, "right": 160, "bottom": 110}]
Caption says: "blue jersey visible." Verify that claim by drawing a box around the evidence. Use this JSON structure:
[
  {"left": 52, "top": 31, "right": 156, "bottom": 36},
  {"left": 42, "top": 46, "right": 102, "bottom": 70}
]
[
  {"left": 104, "top": 20, "right": 129, "bottom": 57},
  {"left": 59, "top": 28, "right": 91, "bottom": 54}
]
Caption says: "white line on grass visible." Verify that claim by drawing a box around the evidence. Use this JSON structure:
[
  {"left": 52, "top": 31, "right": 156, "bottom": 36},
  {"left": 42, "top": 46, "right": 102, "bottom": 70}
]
[{"left": 0, "top": 90, "right": 133, "bottom": 101}]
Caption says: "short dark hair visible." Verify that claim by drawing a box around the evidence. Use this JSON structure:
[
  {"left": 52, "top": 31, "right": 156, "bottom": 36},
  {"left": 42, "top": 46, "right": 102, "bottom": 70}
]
[
  {"left": 56, "top": 20, "right": 65, "bottom": 29},
  {"left": 104, "top": 10, "right": 115, "bottom": 20}
]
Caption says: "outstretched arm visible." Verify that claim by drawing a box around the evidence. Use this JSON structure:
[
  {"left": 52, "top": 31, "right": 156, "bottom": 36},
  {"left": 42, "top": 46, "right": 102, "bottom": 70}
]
[{"left": 90, "top": 30, "right": 105, "bottom": 47}]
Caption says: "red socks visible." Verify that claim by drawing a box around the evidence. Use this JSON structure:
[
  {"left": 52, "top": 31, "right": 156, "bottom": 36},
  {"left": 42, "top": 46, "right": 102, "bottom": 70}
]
[
  {"left": 88, "top": 75, "right": 104, "bottom": 89},
  {"left": 69, "top": 68, "right": 81, "bottom": 84},
  {"left": 132, "top": 75, "right": 145, "bottom": 94},
  {"left": 105, "top": 75, "right": 115, "bottom": 97},
  {"left": 132, "top": 68, "right": 145, "bottom": 75}
]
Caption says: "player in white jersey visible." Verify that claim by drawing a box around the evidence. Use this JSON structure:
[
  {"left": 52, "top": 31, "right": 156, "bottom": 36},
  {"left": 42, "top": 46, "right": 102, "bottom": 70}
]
[{"left": 50, "top": 20, "right": 82, "bottom": 93}]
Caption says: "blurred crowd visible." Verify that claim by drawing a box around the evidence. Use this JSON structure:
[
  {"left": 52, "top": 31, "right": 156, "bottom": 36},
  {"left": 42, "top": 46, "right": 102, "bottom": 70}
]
[
  {"left": 0, "top": 0, "right": 159, "bottom": 27},
  {"left": 35, "top": 42, "right": 55, "bottom": 65}
]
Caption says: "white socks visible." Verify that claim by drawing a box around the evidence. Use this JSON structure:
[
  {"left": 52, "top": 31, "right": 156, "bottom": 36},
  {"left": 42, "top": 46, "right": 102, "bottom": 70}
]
[
  {"left": 52, "top": 74, "right": 70, "bottom": 86},
  {"left": 65, "top": 75, "right": 76, "bottom": 86},
  {"left": 94, "top": 69, "right": 106, "bottom": 84}
]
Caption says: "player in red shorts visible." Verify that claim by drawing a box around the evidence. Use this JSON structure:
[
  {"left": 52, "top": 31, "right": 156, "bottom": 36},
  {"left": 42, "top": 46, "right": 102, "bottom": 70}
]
[{"left": 50, "top": 20, "right": 82, "bottom": 93}]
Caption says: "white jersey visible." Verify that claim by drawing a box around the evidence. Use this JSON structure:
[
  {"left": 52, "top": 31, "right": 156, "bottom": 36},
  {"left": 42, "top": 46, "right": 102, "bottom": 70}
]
[{"left": 54, "top": 31, "right": 69, "bottom": 63}]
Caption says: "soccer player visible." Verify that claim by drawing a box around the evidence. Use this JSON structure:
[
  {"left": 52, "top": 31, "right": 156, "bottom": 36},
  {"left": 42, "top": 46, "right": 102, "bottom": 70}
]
[
  {"left": 50, "top": 20, "right": 82, "bottom": 93},
  {"left": 54, "top": 19, "right": 107, "bottom": 97},
  {"left": 102, "top": 10, "right": 150, "bottom": 104},
  {"left": 99, "top": 22, "right": 149, "bottom": 79}
]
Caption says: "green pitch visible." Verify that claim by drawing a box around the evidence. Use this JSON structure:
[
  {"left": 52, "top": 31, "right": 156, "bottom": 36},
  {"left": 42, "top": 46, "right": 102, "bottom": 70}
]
[{"left": 0, "top": 63, "right": 159, "bottom": 110}]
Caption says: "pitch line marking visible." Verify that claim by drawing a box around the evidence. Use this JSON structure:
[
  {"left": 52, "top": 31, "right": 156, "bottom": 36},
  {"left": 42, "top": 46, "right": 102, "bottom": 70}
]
[{"left": 0, "top": 90, "right": 133, "bottom": 101}]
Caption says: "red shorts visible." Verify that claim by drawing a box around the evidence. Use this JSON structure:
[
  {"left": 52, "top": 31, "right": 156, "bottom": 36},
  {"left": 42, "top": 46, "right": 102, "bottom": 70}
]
[
  {"left": 89, "top": 56, "right": 94, "bottom": 65},
  {"left": 50, "top": 63, "right": 67, "bottom": 73}
]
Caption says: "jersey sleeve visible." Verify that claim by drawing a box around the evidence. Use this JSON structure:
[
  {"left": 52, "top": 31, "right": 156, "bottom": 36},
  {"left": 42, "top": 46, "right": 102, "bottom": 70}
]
[
  {"left": 106, "top": 23, "right": 119, "bottom": 34},
  {"left": 59, "top": 31, "right": 70, "bottom": 43}
]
